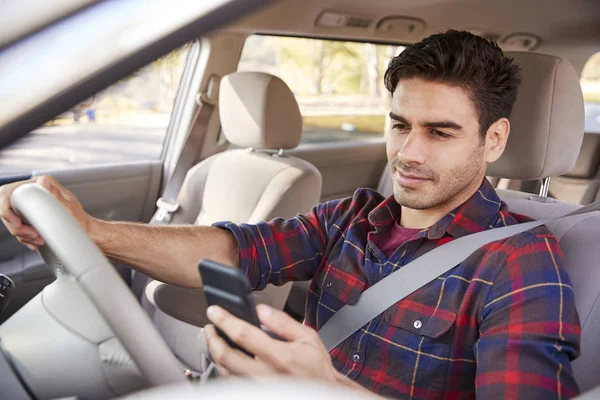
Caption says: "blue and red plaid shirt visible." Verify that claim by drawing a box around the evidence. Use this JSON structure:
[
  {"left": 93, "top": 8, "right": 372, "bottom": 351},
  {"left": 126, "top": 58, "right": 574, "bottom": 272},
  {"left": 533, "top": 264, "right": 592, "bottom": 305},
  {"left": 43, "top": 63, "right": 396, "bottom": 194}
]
[{"left": 215, "top": 179, "right": 580, "bottom": 399}]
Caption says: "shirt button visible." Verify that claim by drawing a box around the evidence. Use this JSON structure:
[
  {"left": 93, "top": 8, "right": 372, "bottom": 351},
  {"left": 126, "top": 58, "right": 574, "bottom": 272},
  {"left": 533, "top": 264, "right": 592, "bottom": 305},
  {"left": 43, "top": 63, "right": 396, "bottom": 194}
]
[
  {"left": 326, "top": 281, "right": 332, "bottom": 288},
  {"left": 352, "top": 354, "right": 361, "bottom": 363},
  {"left": 413, "top": 320, "right": 423, "bottom": 329}
]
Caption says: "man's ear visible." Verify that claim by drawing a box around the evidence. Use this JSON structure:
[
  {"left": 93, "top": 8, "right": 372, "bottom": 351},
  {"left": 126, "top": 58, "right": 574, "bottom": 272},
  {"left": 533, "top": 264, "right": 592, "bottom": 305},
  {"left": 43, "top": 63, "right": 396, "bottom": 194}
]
[{"left": 484, "top": 117, "right": 510, "bottom": 164}]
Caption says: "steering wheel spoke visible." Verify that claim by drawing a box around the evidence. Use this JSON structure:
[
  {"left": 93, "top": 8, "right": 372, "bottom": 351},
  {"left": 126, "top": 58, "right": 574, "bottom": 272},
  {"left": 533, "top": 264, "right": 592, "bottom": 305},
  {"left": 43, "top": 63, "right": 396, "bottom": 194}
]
[{"left": 10, "top": 183, "right": 188, "bottom": 387}]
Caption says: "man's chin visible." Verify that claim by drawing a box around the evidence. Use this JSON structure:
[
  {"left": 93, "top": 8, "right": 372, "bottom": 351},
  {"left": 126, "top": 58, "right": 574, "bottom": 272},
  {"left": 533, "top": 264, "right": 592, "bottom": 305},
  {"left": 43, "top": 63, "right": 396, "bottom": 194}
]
[
  {"left": 392, "top": 184, "right": 440, "bottom": 210},
  {"left": 395, "top": 198, "right": 434, "bottom": 210},
  {"left": 394, "top": 193, "right": 430, "bottom": 210}
]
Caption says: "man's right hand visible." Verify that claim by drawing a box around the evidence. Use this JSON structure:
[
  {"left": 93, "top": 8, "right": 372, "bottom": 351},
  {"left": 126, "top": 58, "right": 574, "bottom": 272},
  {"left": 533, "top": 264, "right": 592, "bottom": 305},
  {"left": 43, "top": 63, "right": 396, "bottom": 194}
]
[
  {"left": 1, "top": 174, "right": 237, "bottom": 288},
  {"left": 0, "top": 175, "right": 94, "bottom": 251}
]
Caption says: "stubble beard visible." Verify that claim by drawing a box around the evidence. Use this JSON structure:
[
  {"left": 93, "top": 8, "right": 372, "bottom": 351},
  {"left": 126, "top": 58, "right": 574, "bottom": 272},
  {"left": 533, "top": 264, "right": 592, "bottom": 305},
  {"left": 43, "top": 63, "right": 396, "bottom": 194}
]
[{"left": 390, "top": 145, "right": 485, "bottom": 211}]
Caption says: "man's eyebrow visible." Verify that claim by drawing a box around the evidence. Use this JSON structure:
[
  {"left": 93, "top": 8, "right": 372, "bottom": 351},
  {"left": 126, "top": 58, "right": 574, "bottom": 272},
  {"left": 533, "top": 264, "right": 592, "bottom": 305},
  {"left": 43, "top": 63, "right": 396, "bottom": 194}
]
[
  {"left": 388, "top": 112, "right": 409, "bottom": 124},
  {"left": 423, "top": 120, "right": 463, "bottom": 131},
  {"left": 389, "top": 112, "right": 463, "bottom": 131}
]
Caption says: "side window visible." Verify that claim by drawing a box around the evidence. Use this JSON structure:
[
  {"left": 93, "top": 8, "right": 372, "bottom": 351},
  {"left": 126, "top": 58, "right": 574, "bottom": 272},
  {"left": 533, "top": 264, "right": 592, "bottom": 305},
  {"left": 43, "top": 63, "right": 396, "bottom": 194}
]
[
  {"left": 238, "top": 35, "right": 404, "bottom": 144},
  {"left": 582, "top": 51, "right": 600, "bottom": 133},
  {"left": 0, "top": 44, "right": 191, "bottom": 177}
]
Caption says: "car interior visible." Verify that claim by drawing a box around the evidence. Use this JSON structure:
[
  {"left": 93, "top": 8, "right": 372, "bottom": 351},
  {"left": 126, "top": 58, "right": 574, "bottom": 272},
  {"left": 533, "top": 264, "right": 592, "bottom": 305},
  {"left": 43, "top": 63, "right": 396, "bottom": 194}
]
[{"left": 0, "top": 0, "right": 599, "bottom": 398}]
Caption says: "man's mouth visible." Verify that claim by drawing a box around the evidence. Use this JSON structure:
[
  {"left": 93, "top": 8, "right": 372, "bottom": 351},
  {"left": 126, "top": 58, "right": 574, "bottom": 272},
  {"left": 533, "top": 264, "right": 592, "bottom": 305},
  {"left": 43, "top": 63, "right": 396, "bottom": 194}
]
[{"left": 395, "top": 170, "right": 431, "bottom": 187}]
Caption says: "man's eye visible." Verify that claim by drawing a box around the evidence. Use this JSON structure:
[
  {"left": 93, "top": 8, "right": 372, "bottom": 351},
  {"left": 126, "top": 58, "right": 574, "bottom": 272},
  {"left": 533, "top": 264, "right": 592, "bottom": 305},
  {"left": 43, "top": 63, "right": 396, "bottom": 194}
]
[
  {"left": 392, "top": 123, "right": 409, "bottom": 132},
  {"left": 431, "top": 129, "right": 451, "bottom": 139}
]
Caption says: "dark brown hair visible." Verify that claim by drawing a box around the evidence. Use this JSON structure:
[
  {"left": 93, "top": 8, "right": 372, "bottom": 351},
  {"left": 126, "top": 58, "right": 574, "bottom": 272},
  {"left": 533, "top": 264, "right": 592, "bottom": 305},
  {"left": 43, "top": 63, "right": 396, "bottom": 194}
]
[{"left": 384, "top": 30, "right": 521, "bottom": 137}]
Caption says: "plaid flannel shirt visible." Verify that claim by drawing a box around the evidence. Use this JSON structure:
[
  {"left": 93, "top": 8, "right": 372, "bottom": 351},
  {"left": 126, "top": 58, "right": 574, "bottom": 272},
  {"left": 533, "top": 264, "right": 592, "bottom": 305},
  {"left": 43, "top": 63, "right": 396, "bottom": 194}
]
[{"left": 214, "top": 179, "right": 580, "bottom": 399}]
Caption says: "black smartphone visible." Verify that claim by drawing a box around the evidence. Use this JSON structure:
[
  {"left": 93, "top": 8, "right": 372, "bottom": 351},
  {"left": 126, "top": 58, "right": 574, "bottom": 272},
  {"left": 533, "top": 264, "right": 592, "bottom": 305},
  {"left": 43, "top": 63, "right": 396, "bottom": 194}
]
[{"left": 198, "top": 259, "right": 261, "bottom": 357}]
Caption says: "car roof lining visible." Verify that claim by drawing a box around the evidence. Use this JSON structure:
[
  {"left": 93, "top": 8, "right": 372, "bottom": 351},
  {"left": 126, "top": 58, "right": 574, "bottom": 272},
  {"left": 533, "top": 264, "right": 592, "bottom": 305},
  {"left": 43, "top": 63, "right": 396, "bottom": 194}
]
[{"left": 221, "top": 0, "right": 600, "bottom": 76}]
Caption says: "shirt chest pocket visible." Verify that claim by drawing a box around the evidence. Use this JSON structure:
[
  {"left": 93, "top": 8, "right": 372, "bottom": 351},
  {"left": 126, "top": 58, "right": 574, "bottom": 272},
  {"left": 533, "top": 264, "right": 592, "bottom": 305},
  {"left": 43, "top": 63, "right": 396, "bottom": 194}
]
[
  {"left": 311, "top": 263, "right": 366, "bottom": 326},
  {"left": 381, "top": 302, "right": 457, "bottom": 398}
]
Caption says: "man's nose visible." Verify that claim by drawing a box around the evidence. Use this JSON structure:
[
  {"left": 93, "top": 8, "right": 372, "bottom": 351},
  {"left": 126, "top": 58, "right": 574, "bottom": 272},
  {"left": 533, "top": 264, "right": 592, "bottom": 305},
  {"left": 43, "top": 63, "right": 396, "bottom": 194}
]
[{"left": 397, "top": 131, "right": 426, "bottom": 165}]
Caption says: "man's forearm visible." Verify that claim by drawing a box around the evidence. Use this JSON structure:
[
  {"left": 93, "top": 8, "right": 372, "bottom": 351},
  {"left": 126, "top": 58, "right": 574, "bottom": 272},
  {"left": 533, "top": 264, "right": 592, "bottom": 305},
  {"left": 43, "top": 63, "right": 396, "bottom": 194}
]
[{"left": 89, "top": 219, "right": 239, "bottom": 288}]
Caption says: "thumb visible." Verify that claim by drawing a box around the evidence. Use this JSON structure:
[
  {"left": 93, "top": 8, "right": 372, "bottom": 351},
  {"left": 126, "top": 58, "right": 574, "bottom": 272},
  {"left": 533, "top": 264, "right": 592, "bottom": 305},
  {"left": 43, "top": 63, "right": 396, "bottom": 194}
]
[
  {"left": 36, "top": 175, "right": 68, "bottom": 203},
  {"left": 36, "top": 175, "right": 57, "bottom": 193},
  {"left": 257, "top": 304, "right": 309, "bottom": 342}
]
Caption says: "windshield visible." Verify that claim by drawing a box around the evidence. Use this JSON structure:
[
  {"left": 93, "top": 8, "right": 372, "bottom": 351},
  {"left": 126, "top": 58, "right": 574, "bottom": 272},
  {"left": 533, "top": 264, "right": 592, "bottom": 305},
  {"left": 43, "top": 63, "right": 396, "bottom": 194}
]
[{"left": 0, "top": 0, "right": 270, "bottom": 148}]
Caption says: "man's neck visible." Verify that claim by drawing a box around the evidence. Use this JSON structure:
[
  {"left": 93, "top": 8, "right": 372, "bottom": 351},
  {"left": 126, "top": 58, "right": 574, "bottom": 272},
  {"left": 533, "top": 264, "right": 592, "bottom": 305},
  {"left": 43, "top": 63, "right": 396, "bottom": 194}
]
[{"left": 399, "top": 207, "right": 450, "bottom": 229}]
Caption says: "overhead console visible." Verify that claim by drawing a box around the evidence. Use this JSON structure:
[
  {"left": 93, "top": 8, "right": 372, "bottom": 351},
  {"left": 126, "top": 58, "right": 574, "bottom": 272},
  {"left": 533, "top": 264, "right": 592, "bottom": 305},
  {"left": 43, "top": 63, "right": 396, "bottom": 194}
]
[
  {"left": 316, "top": 11, "right": 426, "bottom": 42},
  {"left": 314, "top": 10, "right": 540, "bottom": 51}
]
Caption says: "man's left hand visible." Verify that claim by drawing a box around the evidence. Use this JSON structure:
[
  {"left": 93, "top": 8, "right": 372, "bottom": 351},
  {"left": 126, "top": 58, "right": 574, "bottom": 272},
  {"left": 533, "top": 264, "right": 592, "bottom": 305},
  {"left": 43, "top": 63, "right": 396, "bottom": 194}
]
[{"left": 204, "top": 303, "right": 338, "bottom": 383}]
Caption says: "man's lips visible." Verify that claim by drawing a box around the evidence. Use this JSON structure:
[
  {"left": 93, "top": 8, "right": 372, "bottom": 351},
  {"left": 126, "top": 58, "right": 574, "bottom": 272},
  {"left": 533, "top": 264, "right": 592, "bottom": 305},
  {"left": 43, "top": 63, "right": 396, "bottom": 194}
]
[{"left": 395, "top": 169, "right": 431, "bottom": 186}]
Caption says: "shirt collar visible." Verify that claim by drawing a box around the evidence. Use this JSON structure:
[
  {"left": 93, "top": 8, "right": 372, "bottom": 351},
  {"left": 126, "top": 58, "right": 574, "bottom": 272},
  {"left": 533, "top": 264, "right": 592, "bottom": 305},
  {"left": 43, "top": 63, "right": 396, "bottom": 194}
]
[{"left": 368, "top": 178, "right": 503, "bottom": 240}]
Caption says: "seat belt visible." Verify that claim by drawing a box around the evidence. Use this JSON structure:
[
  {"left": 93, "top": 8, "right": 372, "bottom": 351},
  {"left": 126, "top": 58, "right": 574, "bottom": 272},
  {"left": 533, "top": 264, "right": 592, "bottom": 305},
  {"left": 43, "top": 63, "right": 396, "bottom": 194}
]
[
  {"left": 132, "top": 76, "right": 219, "bottom": 299},
  {"left": 318, "top": 199, "right": 600, "bottom": 352},
  {"left": 151, "top": 75, "right": 220, "bottom": 225}
]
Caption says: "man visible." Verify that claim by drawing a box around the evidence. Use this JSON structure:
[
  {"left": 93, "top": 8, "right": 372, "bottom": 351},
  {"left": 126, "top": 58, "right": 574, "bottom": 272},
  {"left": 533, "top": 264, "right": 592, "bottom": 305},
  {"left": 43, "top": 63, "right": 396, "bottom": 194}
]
[{"left": 0, "top": 31, "right": 580, "bottom": 399}]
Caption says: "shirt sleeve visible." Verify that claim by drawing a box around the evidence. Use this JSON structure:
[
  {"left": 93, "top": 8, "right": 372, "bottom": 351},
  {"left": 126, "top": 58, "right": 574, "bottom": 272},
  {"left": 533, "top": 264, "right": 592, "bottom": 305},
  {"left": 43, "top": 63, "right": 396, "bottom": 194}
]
[
  {"left": 474, "top": 231, "right": 581, "bottom": 399},
  {"left": 212, "top": 202, "right": 334, "bottom": 291}
]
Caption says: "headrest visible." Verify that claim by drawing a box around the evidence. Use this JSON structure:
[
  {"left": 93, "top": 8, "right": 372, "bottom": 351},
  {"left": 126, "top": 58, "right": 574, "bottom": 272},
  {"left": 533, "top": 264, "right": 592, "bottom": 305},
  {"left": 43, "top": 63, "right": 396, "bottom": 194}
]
[
  {"left": 219, "top": 71, "right": 302, "bottom": 150},
  {"left": 487, "top": 51, "right": 585, "bottom": 180}
]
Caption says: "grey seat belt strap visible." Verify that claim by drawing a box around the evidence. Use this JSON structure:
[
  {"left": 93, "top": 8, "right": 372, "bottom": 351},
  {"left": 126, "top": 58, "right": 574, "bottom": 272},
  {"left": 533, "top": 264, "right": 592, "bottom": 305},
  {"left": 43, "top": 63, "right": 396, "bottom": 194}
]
[
  {"left": 151, "top": 100, "right": 215, "bottom": 224},
  {"left": 318, "top": 200, "right": 600, "bottom": 352}
]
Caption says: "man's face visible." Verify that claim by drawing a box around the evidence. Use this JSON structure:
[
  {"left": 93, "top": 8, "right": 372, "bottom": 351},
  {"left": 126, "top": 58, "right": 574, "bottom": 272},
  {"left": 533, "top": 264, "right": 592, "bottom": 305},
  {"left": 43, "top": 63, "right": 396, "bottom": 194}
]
[{"left": 386, "top": 78, "right": 487, "bottom": 211}]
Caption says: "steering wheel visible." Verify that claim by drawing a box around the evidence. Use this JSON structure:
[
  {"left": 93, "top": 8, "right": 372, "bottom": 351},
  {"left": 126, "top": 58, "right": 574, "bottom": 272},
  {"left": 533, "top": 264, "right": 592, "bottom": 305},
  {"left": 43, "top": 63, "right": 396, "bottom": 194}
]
[{"left": 10, "top": 183, "right": 188, "bottom": 387}]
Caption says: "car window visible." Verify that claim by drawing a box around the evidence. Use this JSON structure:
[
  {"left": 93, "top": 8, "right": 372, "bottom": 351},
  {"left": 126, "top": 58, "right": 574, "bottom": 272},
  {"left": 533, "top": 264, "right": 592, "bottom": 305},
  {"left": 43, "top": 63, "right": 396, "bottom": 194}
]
[
  {"left": 238, "top": 35, "right": 404, "bottom": 144},
  {"left": 0, "top": 44, "right": 191, "bottom": 177},
  {"left": 582, "top": 51, "right": 600, "bottom": 133}
]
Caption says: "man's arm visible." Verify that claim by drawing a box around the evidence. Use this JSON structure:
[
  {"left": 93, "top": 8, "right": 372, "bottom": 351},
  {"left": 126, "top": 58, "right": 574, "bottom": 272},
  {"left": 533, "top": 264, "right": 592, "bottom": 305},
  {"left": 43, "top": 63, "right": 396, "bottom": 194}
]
[
  {"left": 0, "top": 175, "right": 238, "bottom": 288},
  {"left": 215, "top": 201, "right": 335, "bottom": 290},
  {"left": 92, "top": 221, "right": 238, "bottom": 287},
  {"left": 474, "top": 232, "right": 580, "bottom": 399}
]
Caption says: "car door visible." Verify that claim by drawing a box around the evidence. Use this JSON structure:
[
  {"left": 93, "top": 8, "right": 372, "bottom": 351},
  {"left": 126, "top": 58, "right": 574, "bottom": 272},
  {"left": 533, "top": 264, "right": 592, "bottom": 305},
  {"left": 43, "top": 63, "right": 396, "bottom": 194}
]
[{"left": 0, "top": 43, "right": 198, "bottom": 322}]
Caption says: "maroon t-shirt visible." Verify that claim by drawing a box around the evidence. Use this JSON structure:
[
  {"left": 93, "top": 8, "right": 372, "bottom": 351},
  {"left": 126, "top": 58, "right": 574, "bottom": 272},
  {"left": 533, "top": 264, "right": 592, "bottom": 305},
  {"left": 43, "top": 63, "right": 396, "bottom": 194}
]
[{"left": 372, "top": 220, "right": 422, "bottom": 259}]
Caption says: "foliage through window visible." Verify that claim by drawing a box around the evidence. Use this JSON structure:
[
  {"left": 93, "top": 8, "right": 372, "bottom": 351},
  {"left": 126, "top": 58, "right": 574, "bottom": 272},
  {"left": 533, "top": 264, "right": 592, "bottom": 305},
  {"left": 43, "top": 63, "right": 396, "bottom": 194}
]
[
  {"left": 239, "top": 35, "right": 404, "bottom": 144},
  {"left": 0, "top": 44, "right": 191, "bottom": 176}
]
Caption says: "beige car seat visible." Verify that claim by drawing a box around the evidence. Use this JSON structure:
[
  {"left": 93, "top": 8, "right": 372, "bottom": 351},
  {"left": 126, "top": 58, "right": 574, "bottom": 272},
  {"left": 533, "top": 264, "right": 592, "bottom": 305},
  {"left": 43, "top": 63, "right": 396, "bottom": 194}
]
[
  {"left": 377, "top": 52, "right": 600, "bottom": 392},
  {"left": 143, "top": 71, "right": 322, "bottom": 370}
]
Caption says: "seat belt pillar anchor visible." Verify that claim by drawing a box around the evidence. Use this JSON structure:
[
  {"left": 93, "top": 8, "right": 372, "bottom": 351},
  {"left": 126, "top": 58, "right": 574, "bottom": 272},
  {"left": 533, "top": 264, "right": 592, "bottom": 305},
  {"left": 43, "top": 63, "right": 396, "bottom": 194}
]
[
  {"left": 196, "top": 74, "right": 220, "bottom": 107},
  {"left": 155, "top": 198, "right": 180, "bottom": 223}
]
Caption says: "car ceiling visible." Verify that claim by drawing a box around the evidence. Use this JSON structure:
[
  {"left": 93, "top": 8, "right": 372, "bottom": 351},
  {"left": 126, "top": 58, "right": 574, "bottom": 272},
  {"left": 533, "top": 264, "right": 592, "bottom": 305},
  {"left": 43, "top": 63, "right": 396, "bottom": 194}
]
[{"left": 223, "top": 0, "right": 600, "bottom": 75}]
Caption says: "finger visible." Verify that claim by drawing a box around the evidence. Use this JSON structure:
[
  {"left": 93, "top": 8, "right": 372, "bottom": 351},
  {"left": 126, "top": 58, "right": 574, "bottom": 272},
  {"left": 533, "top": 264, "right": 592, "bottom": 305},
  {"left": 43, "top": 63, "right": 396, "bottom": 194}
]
[
  {"left": 207, "top": 306, "right": 301, "bottom": 374},
  {"left": 215, "top": 363, "right": 231, "bottom": 377},
  {"left": 206, "top": 306, "right": 282, "bottom": 357},
  {"left": 0, "top": 209, "right": 22, "bottom": 229},
  {"left": 16, "top": 238, "right": 37, "bottom": 251},
  {"left": 16, "top": 234, "right": 36, "bottom": 244},
  {"left": 11, "top": 230, "right": 44, "bottom": 247},
  {"left": 27, "top": 236, "right": 45, "bottom": 247},
  {"left": 257, "top": 304, "right": 314, "bottom": 342},
  {"left": 35, "top": 175, "right": 57, "bottom": 190},
  {"left": 36, "top": 175, "right": 61, "bottom": 199},
  {"left": 204, "top": 324, "right": 271, "bottom": 376},
  {"left": 12, "top": 224, "right": 42, "bottom": 239}
]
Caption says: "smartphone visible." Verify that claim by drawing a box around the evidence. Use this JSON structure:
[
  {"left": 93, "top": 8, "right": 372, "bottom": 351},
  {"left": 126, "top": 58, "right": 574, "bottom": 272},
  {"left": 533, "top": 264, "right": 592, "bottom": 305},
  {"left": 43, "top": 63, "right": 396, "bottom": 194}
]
[{"left": 198, "top": 259, "right": 261, "bottom": 357}]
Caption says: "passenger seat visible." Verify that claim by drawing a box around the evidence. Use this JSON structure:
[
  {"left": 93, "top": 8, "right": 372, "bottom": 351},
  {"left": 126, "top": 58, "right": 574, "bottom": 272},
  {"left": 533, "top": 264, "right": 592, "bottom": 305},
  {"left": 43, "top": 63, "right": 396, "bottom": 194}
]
[
  {"left": 549, "top": 132, "right": 600, "bottom": 204},
  {"left": 143, "top": 71, "right": 322, "bottom": 370}
]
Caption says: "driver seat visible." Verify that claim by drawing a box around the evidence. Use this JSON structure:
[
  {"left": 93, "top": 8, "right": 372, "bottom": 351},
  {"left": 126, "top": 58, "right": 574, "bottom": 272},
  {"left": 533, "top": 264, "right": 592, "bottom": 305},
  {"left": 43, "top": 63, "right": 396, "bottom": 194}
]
[{"left": 376, "top": 51, "right": 600, "bottom": 394}]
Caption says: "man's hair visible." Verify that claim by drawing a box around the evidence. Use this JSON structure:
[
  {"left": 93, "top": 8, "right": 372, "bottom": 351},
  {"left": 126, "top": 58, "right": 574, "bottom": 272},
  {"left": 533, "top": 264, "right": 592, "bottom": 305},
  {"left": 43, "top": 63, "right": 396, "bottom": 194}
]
[{"left": 384, "top": 30, "right": 521, "bottom": 138}]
